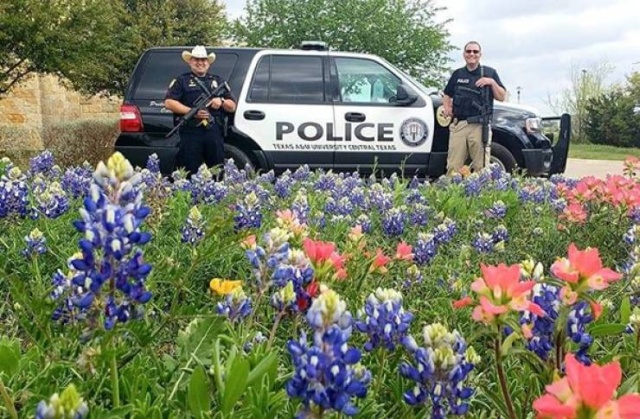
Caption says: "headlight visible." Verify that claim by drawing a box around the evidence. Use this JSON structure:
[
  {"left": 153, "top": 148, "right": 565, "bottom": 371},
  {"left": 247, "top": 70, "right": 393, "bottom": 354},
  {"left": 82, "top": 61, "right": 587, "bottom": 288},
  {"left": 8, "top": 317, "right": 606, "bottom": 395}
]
[{"left": 525, "top": 117, "right": 542, "bottom": 134}]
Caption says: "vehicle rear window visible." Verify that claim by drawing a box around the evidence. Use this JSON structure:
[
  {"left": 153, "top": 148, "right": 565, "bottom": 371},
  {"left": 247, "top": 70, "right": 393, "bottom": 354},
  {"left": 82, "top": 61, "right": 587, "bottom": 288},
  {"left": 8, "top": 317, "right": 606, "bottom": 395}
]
[{"left": 132, "top": 50, "right": 238, "bottom": 99}]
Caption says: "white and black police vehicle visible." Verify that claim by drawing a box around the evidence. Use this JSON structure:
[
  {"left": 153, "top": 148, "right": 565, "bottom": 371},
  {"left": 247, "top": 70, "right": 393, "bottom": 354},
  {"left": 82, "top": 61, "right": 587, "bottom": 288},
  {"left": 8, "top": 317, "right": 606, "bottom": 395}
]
[{"left": 117, "top": 42, "right": 570, "bottom": 177}]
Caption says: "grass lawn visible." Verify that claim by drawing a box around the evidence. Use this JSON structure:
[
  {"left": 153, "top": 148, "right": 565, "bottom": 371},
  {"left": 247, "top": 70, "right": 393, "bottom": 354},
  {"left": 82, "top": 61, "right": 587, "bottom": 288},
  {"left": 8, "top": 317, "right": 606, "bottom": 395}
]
[{"left": 568, "top": 143, "right": 640, "bottom": 160}]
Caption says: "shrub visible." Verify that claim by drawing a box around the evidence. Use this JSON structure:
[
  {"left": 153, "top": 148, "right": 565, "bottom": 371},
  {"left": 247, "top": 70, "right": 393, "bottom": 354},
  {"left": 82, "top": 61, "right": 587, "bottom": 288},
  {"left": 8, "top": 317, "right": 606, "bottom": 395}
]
[{"left": 41, "top": 118, "right": 119, "bottom": 167}]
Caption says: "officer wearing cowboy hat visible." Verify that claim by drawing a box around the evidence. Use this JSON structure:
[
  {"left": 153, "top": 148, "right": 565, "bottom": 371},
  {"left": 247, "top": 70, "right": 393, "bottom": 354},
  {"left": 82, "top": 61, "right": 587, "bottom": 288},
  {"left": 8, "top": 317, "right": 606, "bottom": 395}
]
[{"left": 165, "top": 45, "right": 236, "bottom": 176}]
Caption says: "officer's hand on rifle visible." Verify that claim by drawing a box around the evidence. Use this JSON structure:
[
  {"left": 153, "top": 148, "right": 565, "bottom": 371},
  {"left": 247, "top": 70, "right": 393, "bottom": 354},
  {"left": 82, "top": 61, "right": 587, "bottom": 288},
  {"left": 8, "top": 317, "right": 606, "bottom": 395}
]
[
  {"left": 207, "top": 97, "right": 224, "bottom": 110},
  {"left": 195, "top": 109, "right": 210, "bottom": 120},
  {"left": 475, "top": 77, "right": 495, "bottom": 88}
]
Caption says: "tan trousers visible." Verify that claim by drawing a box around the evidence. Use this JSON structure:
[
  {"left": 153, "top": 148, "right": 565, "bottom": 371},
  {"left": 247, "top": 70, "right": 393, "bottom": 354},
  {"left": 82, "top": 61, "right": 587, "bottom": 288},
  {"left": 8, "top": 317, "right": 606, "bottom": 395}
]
[{"left": 446, "top": 120, "right": 492, "bottom": 174}]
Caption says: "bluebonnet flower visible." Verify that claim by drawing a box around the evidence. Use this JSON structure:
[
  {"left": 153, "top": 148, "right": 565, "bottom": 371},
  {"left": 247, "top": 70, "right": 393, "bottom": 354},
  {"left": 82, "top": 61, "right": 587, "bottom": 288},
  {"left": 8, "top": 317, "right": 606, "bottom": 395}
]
[
  {"left": 484, "top": 200, "right": 507, "bottom": 219},
  {"left": 29, "top": 150, "right": 56, "bottom": 177},
  {"left": 146, "top": 153, "right": 161, "bottom": 173},
  {"left": 275, "top": 172, "right": 294, "bottom": 197},
  {"left": 244, "top": 228, "right": 291, "bottom": 287},
  {"left": 181, "top": 206, "right": 205, "bottom": 244},
  {"left": 382, "top": 206, "right": 407, "bottom": 237},
  {"left": 471, "top": 232, "right": 495, "bottom": 253},
  {"left": 432, "top": 217, "right": 457, "bottom": 246},
  {"left": 356, "top": 288, "right": 414, "bottom": 351},
  {"left": 287, "top": 289, "right": 371, "bottom": 417},
  {"left": 402, "top": 264, "right": 424, "bottom": 288},
  {"left": 408, "top": 176, "right": 420, "bottom": 189},
  {"left": 23, "top": 228, "right": 47, "bottom": 257},
  {"left": 50, "top": 153, "right": 152, "bottom": 330},
  {"left": 409, "top": 203, "right": 430, "bottom": 226},
  {"left": 463, "top": 173, "right": 483, "bottom": 196},
  {"left": 0, "top": 166, "right": 30, "bottom": 218},
  {"left": 368, "top": 184, "right": 393, "bottom": 212},
  {"left": 414, "top": 233, "right": 438, "bottom": 266},
  {"left": 566, "top": 301, "right": 594, "bottom": 365},
  {"left": 400, "top": 323, "right": 478, "bottom": 418},
  {"left": 314, "top": 172, "right": 337, "bottom": 191},
  {"left": 35, "top": 383, "right": 88, "bottom": 419},
  {"left": 217, "top": 287, "right": 252, "bottom": 322},
  {"left": 223, "top": 158, "right": 248, "bottom": 184},
  {"left": 234, "top": 191, "right": 263, "bottom": 231},
  {"left": 405, "top": 189, "right": 426, "bottom": 205},
  {"left": 292, "top": 190, "right": 310, "bottom": 224},
  {"left": 550, "top": 198, "right": 567, "bottom": 213},
  {"left": 61, "top": 163, "right": 93, "bottom": 199},
  {"left": 292, "top": 164, "right": 311, "bottom": 181},
  {"left": 492, "top": 224, "right": 509, "bottom": 243},
  {"left": 354, "top": 214, "right": 372, "bottom": 234},
  {"left": 521, "top": 283, "right": 560, "bottom": 360},
  {"left": 347, "top": 187, "right": 367, "bottom": 210},
  {"left": 31, "top": 176, "right": 70, "bottom": 219}
]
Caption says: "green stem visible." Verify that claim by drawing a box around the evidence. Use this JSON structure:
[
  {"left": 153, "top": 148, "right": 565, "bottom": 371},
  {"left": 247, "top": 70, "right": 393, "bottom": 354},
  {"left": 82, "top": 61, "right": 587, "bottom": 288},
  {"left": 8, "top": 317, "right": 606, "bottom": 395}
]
[
  {"left": 0, "top": 379, "right": 18, "bottom": 419},
  {"left": 266, "top": 310, "right": 285, "bottom": 351},
  {"left": 494, "top": 337, "right": 516, "bottom": 419},
  {"left": 109, "top": 338, "right": 120, "bottom": 408},
  {"left": 374, "top": 349, "right": 387, "bottom": 397}
]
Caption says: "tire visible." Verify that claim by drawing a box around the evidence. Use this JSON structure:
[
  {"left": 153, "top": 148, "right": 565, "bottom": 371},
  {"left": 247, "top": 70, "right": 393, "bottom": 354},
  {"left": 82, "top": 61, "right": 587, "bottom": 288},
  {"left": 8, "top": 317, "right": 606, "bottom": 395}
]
[
  {"left": 490, "top": 143, "right": 517, "bottom": 173},
  {"left": 224, "top": 144, "right": 254, "bottom": 171}
]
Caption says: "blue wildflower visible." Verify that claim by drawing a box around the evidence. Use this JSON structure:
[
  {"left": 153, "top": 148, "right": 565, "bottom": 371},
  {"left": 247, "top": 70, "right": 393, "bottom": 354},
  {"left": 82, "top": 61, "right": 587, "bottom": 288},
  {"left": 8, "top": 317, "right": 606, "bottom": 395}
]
[
  {"left": 217, "top": 287, "right": 252, "bottom": 323},
  {"left": 414, "top": 233, "right": 437, "bottom": 266},
  {"left": 234, "top": 191, "right": 263, "bottom": 231},
  {"left": 181, "top": 206, "right": 205, "bottom": 244},
  {"left": 287, "top": 289, "right": 371, "bottom": 418},
  {"left": 23, "top": 228, "right": 47, "bottom": 257},
  {"left": 382, "top": 206, "right": 407, "bottom": 237},
  {"left": 400, "top": 323, "right": 478, "bottom": 418},
  {"left": 35, "top": 383, "right": 89, "bottom": 419},
  {"left": 355, "top": 288, "right": 414, "bottom": 351},
  {"left": 51, "top": 153, "right": 152, "bottom": 330}
]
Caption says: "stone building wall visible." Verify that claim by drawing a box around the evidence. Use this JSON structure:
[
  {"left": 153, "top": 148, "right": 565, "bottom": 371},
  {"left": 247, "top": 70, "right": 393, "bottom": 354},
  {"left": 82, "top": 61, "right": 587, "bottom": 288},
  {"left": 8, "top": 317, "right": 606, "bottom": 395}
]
[{"left": 0, "top": 74, "right": 120, "bottom": 153}]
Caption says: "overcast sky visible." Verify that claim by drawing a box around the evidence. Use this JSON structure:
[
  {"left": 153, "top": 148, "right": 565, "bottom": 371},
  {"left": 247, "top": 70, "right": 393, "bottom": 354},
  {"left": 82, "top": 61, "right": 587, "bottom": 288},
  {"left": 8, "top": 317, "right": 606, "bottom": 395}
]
[{"left": 224, "top": 0, "right": 640, "bottom": 116}]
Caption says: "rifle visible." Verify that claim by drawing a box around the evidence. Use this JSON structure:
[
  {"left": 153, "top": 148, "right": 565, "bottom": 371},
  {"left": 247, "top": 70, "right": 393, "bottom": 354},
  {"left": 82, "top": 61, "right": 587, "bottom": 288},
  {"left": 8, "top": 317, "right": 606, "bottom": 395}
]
[{"left": 166, "top": 81, "right": 230, "bottom": 138}]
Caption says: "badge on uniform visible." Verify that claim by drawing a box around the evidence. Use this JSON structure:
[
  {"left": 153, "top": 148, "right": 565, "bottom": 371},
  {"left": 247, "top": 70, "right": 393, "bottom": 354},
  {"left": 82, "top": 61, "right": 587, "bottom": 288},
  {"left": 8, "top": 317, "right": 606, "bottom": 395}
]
[
  {"left": 211, "top": 80, "right": 218, "bottom": 89},
  {"left": 188, "top": 79, "right": 197, "bottom": 87}
]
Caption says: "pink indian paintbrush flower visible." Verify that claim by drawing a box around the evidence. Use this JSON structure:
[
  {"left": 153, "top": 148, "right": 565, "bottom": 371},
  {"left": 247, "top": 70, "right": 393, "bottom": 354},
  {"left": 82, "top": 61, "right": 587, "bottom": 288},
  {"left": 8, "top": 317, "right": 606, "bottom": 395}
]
[
  {"left": 453, "top": 263, "right": 544, "bottom": 325},
  {"left": 395, "top": 241, "right": 414, "bottom": 261},
  {"left": 550, "top": 243, "right": 622, "bottom": 292},
  {"left": 533, "top": 353, "right": 640, "bottom": 418},
  {"left": 302, "top": 238, "right": 347, "bottom": 281},
  {"left": 369, "top": 248, "right": 392, "bottom": 274}
]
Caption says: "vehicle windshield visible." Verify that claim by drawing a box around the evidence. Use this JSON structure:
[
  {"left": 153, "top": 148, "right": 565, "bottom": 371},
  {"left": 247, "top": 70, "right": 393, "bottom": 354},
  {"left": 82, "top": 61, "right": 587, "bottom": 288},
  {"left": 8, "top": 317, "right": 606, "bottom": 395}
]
[{"left": 380, "top": 59, "right": 438, "bottom": 96}]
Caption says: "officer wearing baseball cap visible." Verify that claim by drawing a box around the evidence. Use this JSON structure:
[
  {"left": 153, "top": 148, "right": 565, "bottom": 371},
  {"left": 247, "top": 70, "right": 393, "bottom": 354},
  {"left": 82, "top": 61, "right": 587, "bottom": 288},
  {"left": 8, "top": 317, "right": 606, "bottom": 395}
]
[{"left": 165, "top": 45, "right": 236, "bottom": 177}]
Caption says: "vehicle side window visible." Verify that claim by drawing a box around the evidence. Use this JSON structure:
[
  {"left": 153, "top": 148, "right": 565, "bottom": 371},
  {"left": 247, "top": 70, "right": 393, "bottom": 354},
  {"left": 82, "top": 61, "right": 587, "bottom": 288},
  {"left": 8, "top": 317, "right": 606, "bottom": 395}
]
[
  {"left": 334, "top": 57, "right": 401, "bottom": 104},
  {"left": 248, "top": 55, "right": 325, "bottom": 104}
]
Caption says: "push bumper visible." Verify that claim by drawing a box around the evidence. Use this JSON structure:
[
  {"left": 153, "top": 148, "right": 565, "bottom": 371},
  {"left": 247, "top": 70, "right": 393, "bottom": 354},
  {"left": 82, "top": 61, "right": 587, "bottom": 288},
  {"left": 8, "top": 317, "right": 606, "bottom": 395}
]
[{"left": 522, "top": 148, "right": 553, "bottom": 176}]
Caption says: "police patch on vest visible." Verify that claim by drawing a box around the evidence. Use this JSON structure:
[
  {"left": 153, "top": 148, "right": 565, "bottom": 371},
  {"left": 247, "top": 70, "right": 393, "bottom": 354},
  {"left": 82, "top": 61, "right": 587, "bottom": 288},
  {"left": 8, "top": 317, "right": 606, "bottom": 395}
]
[
  {"left": 211, "top": 80, "right": 218, "bottom": 89},
  {"left": 399, "top": 118, "right": 428, "bottom": 147}
]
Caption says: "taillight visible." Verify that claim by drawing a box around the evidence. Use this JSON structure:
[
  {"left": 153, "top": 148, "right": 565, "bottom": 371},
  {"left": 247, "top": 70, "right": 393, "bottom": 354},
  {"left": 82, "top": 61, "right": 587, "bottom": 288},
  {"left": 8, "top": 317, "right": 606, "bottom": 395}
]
[{"left": 119, "top": 104, "right": 143, "bottom": 132}]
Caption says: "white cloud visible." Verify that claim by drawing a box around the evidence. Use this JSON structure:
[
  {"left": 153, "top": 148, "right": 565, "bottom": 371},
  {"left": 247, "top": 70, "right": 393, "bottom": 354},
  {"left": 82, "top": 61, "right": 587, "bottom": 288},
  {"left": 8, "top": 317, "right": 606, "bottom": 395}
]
[{"left": 222, "top": 0, "right": 640, "bottom": 115}]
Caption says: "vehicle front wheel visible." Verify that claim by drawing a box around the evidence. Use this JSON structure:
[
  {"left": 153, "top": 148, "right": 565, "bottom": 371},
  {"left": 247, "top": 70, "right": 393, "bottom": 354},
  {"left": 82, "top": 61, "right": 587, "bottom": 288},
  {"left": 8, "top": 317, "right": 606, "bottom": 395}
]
[
  {"left": 490, "top": 143, "right": 517, "bottom": 173},
  {"left": 224, "top": 144, "right": 254, "bottom": 171}
]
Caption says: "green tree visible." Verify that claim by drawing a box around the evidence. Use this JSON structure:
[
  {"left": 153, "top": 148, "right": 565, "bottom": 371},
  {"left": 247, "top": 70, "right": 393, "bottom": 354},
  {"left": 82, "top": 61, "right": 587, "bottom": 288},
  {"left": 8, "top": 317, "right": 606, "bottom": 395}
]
[
  {"left": 546, "top": 61, "right": 614, "bottom": 142},
  {"left": 231, "top": 0, "right": 453, "bottom": 87},
  {"left": 584, "top": 86, "right": 640, "bottom": 147},
  {"left": 0, "top": 0, "right": 120, "bottom": 96},
  {"left": 0, "top": 0, "right": 228, "bottom": 98}
]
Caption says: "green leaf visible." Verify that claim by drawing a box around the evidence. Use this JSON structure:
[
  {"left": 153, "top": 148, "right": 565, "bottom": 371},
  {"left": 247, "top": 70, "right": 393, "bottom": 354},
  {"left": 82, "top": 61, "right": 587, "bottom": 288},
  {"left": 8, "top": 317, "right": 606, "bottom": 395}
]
[
  {"left": 588, "top": 323, "right": 627, "bottom": 337},
  {"left": 500, "top": 332, "right": 520, "bottom": 357},
  {"left": 0, "top": 337, "right": 20, "bottom": 379},
  {"left": 188, "top": 365, "right": 210, "bottom": 419},
  {"left": 620, "top": 296, "right": 631, "bottom": 324},
  {"left": 246, "top": 351, "right": 278, "bottom": 389},
  {"left": 222, "top": 356, "right": 250, "bottom": 416},
  {"left": 618, "top": 371, "right": 639, "bottom": 396}
]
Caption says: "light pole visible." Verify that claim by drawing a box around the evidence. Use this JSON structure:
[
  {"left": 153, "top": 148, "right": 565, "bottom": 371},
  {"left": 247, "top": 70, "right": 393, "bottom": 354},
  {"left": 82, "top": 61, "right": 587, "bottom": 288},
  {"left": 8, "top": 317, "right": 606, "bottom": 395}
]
[{"left": 516, "top": 86, "right": 522, "bottom": 104}]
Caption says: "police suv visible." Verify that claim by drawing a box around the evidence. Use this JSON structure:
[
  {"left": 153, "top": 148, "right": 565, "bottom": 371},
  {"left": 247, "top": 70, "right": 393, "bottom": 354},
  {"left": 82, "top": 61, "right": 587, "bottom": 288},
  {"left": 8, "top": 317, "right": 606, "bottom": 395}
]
[{"left": 117, "top": 43, "right": 570, "bottom": 177}]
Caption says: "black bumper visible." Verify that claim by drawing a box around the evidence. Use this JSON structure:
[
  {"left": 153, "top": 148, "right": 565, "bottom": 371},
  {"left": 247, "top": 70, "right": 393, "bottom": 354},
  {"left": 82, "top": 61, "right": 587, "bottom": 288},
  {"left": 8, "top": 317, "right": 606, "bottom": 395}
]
[{"left": 522, "top": 148, "right": 553, "bottom": 176}]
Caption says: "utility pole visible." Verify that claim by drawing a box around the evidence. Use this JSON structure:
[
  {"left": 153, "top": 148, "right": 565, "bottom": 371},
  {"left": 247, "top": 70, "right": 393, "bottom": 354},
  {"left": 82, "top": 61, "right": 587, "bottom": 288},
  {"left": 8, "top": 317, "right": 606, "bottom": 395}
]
[{"left": 516, "top": 86, "right": 522, "bottom": 104}]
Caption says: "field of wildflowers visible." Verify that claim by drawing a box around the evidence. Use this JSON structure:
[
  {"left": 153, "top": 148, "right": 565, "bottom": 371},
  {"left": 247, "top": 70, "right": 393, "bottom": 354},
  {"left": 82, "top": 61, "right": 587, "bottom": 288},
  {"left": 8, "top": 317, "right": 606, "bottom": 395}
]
[{"left": 2, "top": 150, "right": 640, "bottom": 418}]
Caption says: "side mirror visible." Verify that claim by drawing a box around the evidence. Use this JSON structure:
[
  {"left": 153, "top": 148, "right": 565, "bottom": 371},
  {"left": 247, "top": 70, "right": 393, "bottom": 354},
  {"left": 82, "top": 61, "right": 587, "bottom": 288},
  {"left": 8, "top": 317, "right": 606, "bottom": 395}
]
[{"left": 390, "top": 84, "right": 418, "bottom": 106}]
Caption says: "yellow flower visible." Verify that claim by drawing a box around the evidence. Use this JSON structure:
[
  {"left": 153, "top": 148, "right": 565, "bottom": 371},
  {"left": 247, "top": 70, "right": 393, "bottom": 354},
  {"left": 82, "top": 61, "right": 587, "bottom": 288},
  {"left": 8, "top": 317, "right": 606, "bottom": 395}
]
[{"left": 210, "top": 278, "right": 242, "bottom": 296}]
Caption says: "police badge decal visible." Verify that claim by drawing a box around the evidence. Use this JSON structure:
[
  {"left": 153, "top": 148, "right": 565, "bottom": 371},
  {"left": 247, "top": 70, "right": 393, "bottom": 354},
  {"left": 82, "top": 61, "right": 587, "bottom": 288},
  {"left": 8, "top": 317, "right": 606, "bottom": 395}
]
[{"left": 399, "top": 118, "right": 428, "bottom": 147}]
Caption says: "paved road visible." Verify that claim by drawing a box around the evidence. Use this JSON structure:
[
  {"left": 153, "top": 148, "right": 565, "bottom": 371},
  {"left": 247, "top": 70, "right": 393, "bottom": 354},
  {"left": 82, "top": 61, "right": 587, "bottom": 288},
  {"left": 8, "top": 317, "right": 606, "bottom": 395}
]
[{"left": 562, "top": 158, "right": 625, "bottom": 179}]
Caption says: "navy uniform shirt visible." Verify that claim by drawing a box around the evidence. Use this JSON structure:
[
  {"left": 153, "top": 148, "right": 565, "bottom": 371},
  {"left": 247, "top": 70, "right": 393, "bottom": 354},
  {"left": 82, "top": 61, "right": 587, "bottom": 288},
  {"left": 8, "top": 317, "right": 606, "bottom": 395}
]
[
  {"left": 444, "top": 65, "right": 505, "bottom": 120},
  {"left": 165, "top": 72, "right": 234, "bottom": 126}
]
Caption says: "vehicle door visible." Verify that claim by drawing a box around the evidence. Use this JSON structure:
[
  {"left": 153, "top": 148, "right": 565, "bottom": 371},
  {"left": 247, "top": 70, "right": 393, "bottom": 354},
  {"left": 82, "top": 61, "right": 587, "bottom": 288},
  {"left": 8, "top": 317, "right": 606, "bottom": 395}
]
[
  {"left": 330, "top": 55, "right": 434, "bottom": 177},
  {"left": 234, "top": 51, "right": 334, "bottom": 173}
]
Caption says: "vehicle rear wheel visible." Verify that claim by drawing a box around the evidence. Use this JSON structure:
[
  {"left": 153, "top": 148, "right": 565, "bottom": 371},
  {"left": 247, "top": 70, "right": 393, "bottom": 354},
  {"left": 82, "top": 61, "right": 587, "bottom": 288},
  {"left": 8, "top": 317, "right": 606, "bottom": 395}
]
[
  {"left": 224, "top": 144, "right": 254, "bottom": 171},
  {"left": 490, "top": 143, "right": 517, "bottom": 173}
]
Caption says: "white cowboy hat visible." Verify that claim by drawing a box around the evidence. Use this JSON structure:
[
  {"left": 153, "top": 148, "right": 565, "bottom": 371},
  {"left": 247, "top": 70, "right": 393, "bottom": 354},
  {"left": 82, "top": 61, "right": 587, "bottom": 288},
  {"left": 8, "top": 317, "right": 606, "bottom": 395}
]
[{"left": 181, "top": 46, "right": 216, "bottom": 64}]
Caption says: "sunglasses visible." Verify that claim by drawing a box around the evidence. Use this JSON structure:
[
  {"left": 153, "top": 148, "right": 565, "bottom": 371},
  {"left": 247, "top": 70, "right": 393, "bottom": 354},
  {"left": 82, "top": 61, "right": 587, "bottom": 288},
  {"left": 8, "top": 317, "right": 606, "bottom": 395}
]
[{"left": 465, "top": 49, "right": 480, "bottom": 54}]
